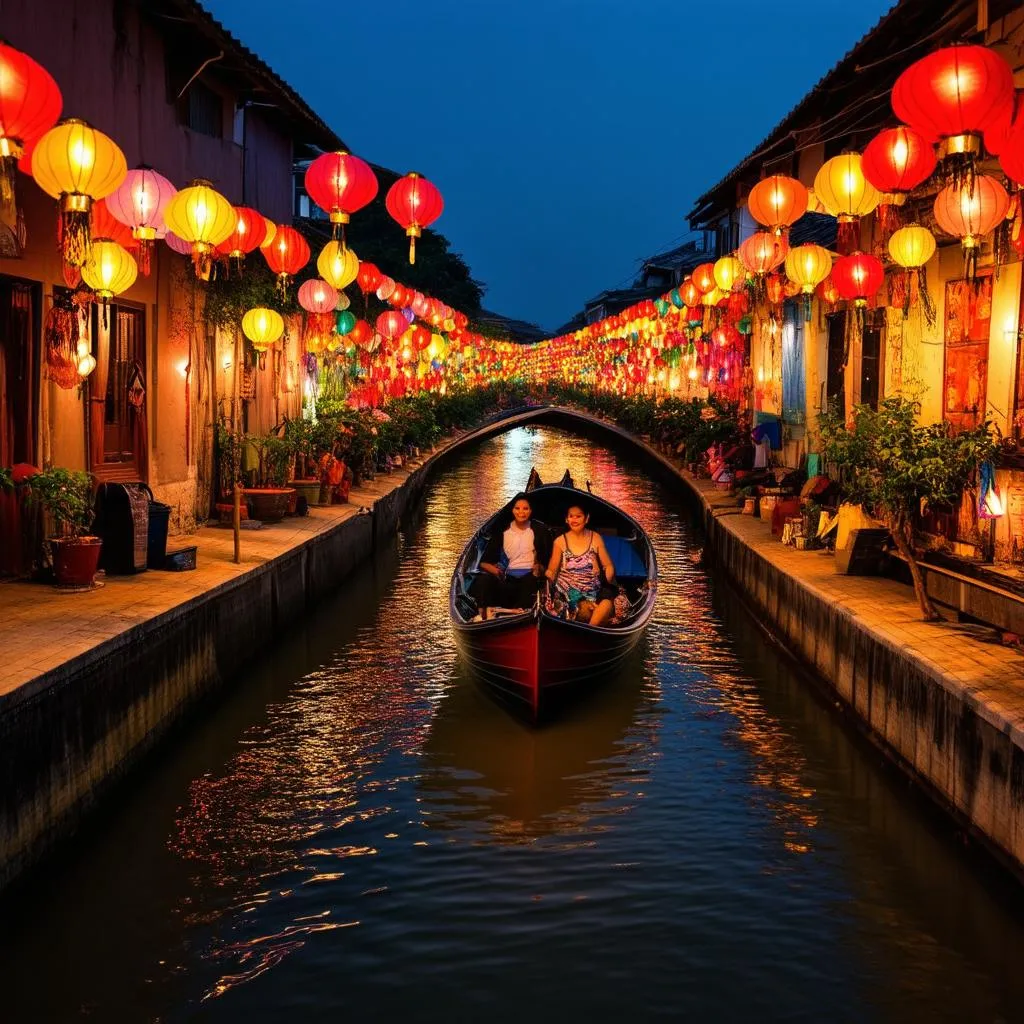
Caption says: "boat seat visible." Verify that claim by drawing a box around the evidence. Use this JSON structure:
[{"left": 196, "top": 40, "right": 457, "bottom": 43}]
[{"left": 602, "top": 535, "right": 647, "bottom": 577}]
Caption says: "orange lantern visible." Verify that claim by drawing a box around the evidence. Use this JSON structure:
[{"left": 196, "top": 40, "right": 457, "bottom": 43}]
[
  {"left": 262, "top": 224, "right": 310, "bottom": 296},
  {"left": 747, "top": 174, "right": 808, "bottom": 234},
  {"left": 933, "top": 174, "right": 1009, "bottom": 278}
]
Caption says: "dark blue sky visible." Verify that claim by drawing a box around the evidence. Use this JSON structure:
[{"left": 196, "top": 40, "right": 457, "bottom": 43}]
[{"left": 206, "top": 0, "right": 894, "bottom": 331}]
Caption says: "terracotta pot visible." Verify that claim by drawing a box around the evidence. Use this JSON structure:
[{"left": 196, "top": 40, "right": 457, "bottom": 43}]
[
  {"left": 51, "top": 536, "right": 102, "bottom": 587},
  {"left": 291, "top": 479, "right": 323, "bottom": 507},
  {"left": 244, "top": 487, "right": 295, "bottom": 523}
]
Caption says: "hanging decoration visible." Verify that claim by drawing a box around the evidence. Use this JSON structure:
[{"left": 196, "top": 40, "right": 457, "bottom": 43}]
[
  {"left": 105, "top": 166, "right": 176, "bottom": 275},
  {"left": 933, "top": 174, "right": 1009, "bottom": 280},
  {"left": 304, "top": 150, "right": 378, "bottom": 240},
  {"left": 162, "top": 179, "right": 235, "bottom": 280},
  {"left": 216, "top": 206, "right": 267, "bottom": 269},
  {"left": 784, "top": 243, "right": 831, "bottom": 320},
  {"left": 317, "top": 240, "right": 359, "bottom": 289},
  {"left": 357, "top": 261, "right": 383, "bottom": 294},
  {"left": 31, "top": 118, "right": 127, "bottom": 280},
  {"left": 713, "top": 255, "right": 744, "bottom": 294},
  {"left": 0, "top": 41, "right": 62, "bottom": 242},
  {"left": 386, "top": 172, "right": 443, "bottom": 264},
  {"left": 812, "top": 152, "right": 880, "bottom": 254},
  {"left": 746, "top": 174, "right": 808, "bottom": 235},
  {"left": 298, "top": 278, "right": 338, "bottom": 355},
  {"left": 262, "top": 224, "right": 310, "bottom": 296},
  {"left": 892, "top": 44, "right": 1014, "bottom": 187},
  {"left": 860, "top": 125, "right": 936, "bottom": 236},
  {"left": 44, "top": 289, "right": 80, "bottom": 389},
  {"left": 888, "top": 224, "right": 937, "bottom": 325},
  {"left": 81, "top": 238, "right": 137, "bottom": 325},
  {"left": 241, "top": 306, "right": 285, "bottom": 367},
  {"left": 834, "top": 251, "right": 884, "bottom": 359}
]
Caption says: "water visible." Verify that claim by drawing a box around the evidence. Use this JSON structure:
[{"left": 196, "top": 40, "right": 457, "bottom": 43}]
[{"left": 3, "top": 425, "right": 1024, "bottom": 1023}]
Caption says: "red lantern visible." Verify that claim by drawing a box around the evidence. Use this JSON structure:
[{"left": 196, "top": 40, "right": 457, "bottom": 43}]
[
  {"left": 833, "top": 252, "right": 884, "bottom": 305},
  {"left": 892, "top": 44, "right": 1014, "bottom": 180},
  {"left": 0, "top": 42, "right": 62, "bottom": 228},
  {"left": 411, "top": 325, "right": 431, "bottom": 351},
  {"left": 262, "top": 224, "right": 310, "bottom": 295},
  {"left": 680, "top": 279, "right": 701, "bottom": 307},
  {"left": 357, "top": 261, "right": 383, "bottom": 294},
  {"left": 217, "top": 206, "right": 266, "bottom": 262},
  {"left": 861, "top": 125, "right": 937, "bottom": 233},
  {"left": 386, "top": 172, "right": 443, "bottom": 264},
  {"left": 998, "top": 115, "right": 1024, "bottom": 186},
  {"left": 349, "top": 318, "right": 372, "bottom": 348},
  {"left": 303, "top": 150, "right": 378, "bottom": 237},
  {"left": 390, "top": 284, "right": 409, "bottom": 308},
  {"left": 90, "top": 200, "right": 135, "bottom": 251},
  {"left": 691, "top": 262, "right": 716, "bottom": 295},
  {"left": 376, "top": 310, "right": 407, "bottom": 342},
  {"left": 933, "top": 173, "right": 1009, "bottom": 278}
]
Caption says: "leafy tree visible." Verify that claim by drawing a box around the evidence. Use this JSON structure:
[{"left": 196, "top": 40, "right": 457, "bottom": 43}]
[{"left": 818, "top": 397, "right": 999, "bottom": 620}]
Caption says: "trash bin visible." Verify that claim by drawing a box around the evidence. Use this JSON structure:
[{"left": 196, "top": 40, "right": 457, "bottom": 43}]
[
  {"left": 143, "top": 484, "right": 171, "bottom": 569},
  {"left": 93, "top": 481, "right": 150, "bottom": 574}
]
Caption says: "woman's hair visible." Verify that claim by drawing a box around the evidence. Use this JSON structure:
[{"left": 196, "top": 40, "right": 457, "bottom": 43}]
[
  {"left": 509, "top": 492, "right": 532, "bottom": 508},
  {"left": 564, "top": 502, "right": 590, "bottom": 520}
]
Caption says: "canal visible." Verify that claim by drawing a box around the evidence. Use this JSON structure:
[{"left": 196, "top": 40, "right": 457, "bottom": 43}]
[{"left": 3, "top": 424, "right": 1024, "bottom": 1022}]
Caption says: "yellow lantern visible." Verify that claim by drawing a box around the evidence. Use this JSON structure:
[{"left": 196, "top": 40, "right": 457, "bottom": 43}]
[
  {"left": 31, "top": 118, "right": 127, "bottom": 272},
  {"left": 888, "top": 223, "right": 938, "bottom": 325},
  {"left": 813, "top": 153, "right": 880, "bottom": 251},
  {"left": 260, "top": 217, "right": 277, "bottom": 248},
  {"left": 81, "top": 238, "right": 138, "bottom": 322},
  {"left": 784, "top": 244, "right": 832, "bottom": 293},
  {"left": 242, "top": 306, "right": 285, "bottom": 366},
  {"left": 317, "top": 241, "right": 359, "bottom": 289},
  {"left": 713, "top": 255, "right": 743, "bottom": 294},
  {"left": 163, "top": 179, "right": 235, "bottom": 279}
]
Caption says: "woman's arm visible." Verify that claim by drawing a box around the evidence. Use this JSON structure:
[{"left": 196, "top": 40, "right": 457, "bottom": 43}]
[
  {"left": 594, "top": 534, "right": 616, "bottom": 584},
  {"left": 479, "top": 533, "right": 505, "bottom": 577},
  {"left": 545, "top": 536, "right": 564, "bottom": 582}
]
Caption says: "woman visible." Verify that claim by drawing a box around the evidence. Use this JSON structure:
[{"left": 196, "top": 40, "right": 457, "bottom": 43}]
[
  {"left": 545, "top": 503, "right": 617, "bottom": 626},
  {"left": 471, "top": 494, "right": 552, "bottom": 620}
]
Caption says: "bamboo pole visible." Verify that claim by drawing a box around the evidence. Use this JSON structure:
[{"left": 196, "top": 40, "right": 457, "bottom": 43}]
[{"left": 233, "top": 482, "right": 241, "bottom": 564}]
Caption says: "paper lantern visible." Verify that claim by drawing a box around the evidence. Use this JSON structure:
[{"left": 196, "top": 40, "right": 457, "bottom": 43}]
[
  {"left": 262, "top": 224, "right": 310, "bottom": 294},
  {"left": 893, "top": 44, "right": 1014, "bottom": 174},
  {"left": 888, "top": 224, "right": 938, "bottom": 325},
  {"left": 336, "top": 310, "right": 356, "bottom": 336},
  {"left": 680, "top": 279, "right": 700, "bottom": 307},
  {"left": 298, "top": 278, "right": 338, "bottom": 314},
  {"left": 81, "top": 238, "right": 137, "bottom": 314},
  {"left": 357, "top": 261, "right": 383, "bottom": 294},
  {"left": 747, "top": 174, "right": 808, "bottom": 234},
  {"left": 105, "top": 167, "right": 176, "bottom": 275},
  {"left": 691, "top": 262, "right": 716, "bottom": 295},
  {"left": 216, "top": 206, "right": 266, "bottom": 263},
  {"left": 163, "top": 179, "right": 235, "bottom": 279},
  {"left": 0, "top": 41, "right": 61, "bottom": 226},
  {"left": 833, "top": 252, "right": 883, "bottom": 305},
  {"left": 385, "top": 172, "right": 443, "bottom": 263},
  {"left": 304, "top": 150, "right": 378, "bottom": 236},
  {"left": 933, "top": 174, "right": 1009, "bottom": 277},
  {"left": 242, "top": 307, "right": 284, "bottom": 362},
  {"left": 861, "top": 125, "right": 937, "bottom": 234},
  {"left": 784, "top": 244, "right": 831, "bottom": 293},
  {"left": 260, "top": 217, "right": 276, "bottom": 248},
  {"left": 31, "top": 118, "right": 127, "bottom": 274},
  {"left": 317, "top": 240, "right": 359, "bottom": 289},
  {"left": 739, "top": 231, "right": 788, "bottom": 276},
  {"left": 713, "top": 255, "right": 743, "bottom": 294},
  {"left": 164, "top": 231, "right": 192, "bottom": 255},
  {"left": 376, "top": 276, "right": 396, "bottom": 301},
  {"left": 91, "top": 199, "right": 135, "bottom": 250},
  {"left": 376, "top": 310, "right": 408, "bottom": 342},
  {"left": 813, "top": 153, "right": 880, "bottom": 252}
]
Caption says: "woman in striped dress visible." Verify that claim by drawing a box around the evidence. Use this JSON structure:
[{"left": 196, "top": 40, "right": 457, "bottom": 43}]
[{"left": 545, "top": 503, "right": 617, "bottom": 626}]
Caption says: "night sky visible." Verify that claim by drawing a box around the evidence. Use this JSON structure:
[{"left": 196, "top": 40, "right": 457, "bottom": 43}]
[{"left": 205, "top": 0, "right": 894, "bottom": 331}]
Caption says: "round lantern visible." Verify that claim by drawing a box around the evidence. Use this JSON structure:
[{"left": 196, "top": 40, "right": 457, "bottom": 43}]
[
  {"left": 813, "top": 153, "right": 880, "bottom": 252},
  {"left": 105, "top": 166, "right": 176, "bottom": 276},
  {"left": 713, "top": 255, "right": 744, "bottom": 294},
  {"left": 376, "top": 310, "right": 408, "bottom": 342},
  {"left": 376, "top": 276, "right": 396, "bottom": 301},
  {"left": 298, "top": 278, "right": 338, "bottom": 314},
  {"left": 81, "top": 238, "right": 137, "bottom": 322},
  {"left": 933, "top": 173, "right": 1009, "bottom": 277},
  {"left": 892, "top": 44, "right": 1014, "bottom": 175},
  {"left": 0, "top": 42, "right": 62, "bottom": 227},
  {"left": 833, "top": 252, "right": 884, "bottom": 305},
  {"left": 784, "top": 244, "right": 832, "bottom": 293},
  {"left": 679, "top": 279, "right": 701, "bottom": 308},
  {"left": 385, "top": 171, "right": 443, "bottom": 264},
  {"left": 260, "top": 217, "right": 276, "bottom": 248},
  {"left": 262, "top": 224, "right": 310, "bottom": 295},
  {"left": 216, "top": 206, "right": 266, "bottom": 263},
  {"left": 336, "top": 310, "right": 356, "bottom": 336},
  {"left": 31, "top": 118, "right": 127, "bottom": 274},
  {"left": 164, "top": 231, "right": 192, "bottom": 256},
  {"left": 739, "top": 231, "right": 788, "bottom": 276},
  {"left": 691, "top": 262, "right": 716, "bottom": 295},
  {"left": 357, "top": 261, "right": 383, "bottom": 294},
  {"left": 91, "top": 199, "right": 135, "bottom": 250},
  {"left": 747, "top": 174, "right": 808, "bottom": 234},
  {"left": 317, "top": 240, "right": 359, "bottom": 290},
  {"left": 241, "top": 307, "right": 284, "bottom": 364},
  {"left": 163, "top": 179, "right": 235, "bottom": 279},
  {"left": 304, "top": 150, "right": 378, "bottom": 236},
  {"left": 861, "top": 125, "right": 937, "bottom": 234},
  {"left": 889, "top": 224, "right": 938, "bottom": 325},
  {"left": 999, "top": 124, "right": 1024, "bottom": 186}
]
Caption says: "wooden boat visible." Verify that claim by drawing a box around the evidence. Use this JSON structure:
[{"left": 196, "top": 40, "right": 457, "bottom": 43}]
[{"left": 449, "top": 470, "right": 657, "bottom": 722}]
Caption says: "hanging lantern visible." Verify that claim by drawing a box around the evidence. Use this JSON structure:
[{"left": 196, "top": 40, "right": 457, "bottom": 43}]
[
  {"left": 813, "top": 153, "right": 880, "bottom": 253},
  {"left": 163, "top": 179, "right": 235, "bottom": 279},
  {"left": 262, "top": 224, "right": 310, "bottom": 296},
  {"left": 738, "top": 231, "right": 788, "bottom": 276},
  {"left": 164, "top": 231, "right": 192, "bottom": 256},
  {"left": 216, "top": 206, "right": 266, "bottom": 267},
  {"left": 241, "top": 306, "right": 284, "bottom": 367},
  {"left": 91, "top": 198, "right": 135, "bottom": 251},
  {"left": 784, "top": 243, "right": 831, "bottom": 321},
  {"left": 304, "top": 150, "right": 378, "bottom": 239},
  {"left": 679, "top": 278, "right": 701, "bottom": 308},
  {"left": 691, "top": 262, "right": 716, "bottom": 295},
  {"left": 376, "top": 310, "right": 408, "bottom": 342},
  {"left": 893, "top": 44, "right": 1014, "bottom": 185},
  {"left": 298, "top": 278, "right": 338, "bottom": 314},
  {"left": 385, "top": 171, "right": 443, "bottom": 264},
  {"left": 336, "top": 291, "right": 351, "bottom": 312},
  {"left": 336, "top": 310, "right": 357, "bottom": 336},
  {"left": 259, "top": 217, "right": 276, "bottom": 248},
  {"left": 105, "top": 166, "right": 176, "bottom": 276},
  {"left": 357, "top": 261, "right": 383, "bottom": 294},
  {"left": 31, "top": 118, "right": 127, "bottom": 278},
  {"left": 298, "top": 279, "right": 337, "bottom": 356},
  {"left": 713, "top": 255, "right": 744, "bottom": 294},
  {"left": 933, "top": 174, "right": 1009, "bottom": 279},
  {"left": 0, "top": 42, "right": 62, "bottom": 233},
  {"left": 833, "top": 252, "right": 884, "bottom": 306},
  {"left": 376, "top": 276, "right": 396, "bottom": 301},
  {"left": 860, "top": 126, "right": 937, "bottom": 235},
  {"left": 81, "top": 238, "right": 137, "bottom": 328},
  {"left": 316, "top": 240, "right": 359, "bottom": 290},
  {"left": 747, "top": 174, "right": 808, "bottom": 235},
  {"left": 888, "top": 224, "right": 937, "bottom": 325}
]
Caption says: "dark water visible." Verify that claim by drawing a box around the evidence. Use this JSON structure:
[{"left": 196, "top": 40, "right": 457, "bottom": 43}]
[{"left": 3, "top": 425, "right": 1024, "bottom": 1023}]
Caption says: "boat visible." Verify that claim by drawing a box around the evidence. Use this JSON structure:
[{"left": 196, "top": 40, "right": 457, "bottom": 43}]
[{"left": 449, "top": 469, "right": 658, "bottom": 722}]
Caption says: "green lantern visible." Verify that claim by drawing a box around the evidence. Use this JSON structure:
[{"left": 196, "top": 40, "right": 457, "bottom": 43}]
[{"left": 336, "top": 309, "right": 356, "bottom": 335}]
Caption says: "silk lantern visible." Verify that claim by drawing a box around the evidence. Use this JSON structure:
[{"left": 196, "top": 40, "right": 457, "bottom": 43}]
[
  {"left": 933, "top": 174, "right": 1009, "bottom": 278},
  {"left": 784, "top": 243, "right": 831, "bottom": 320},
  {"left": 81, "top": 238, "right": 137, "bottom": 326},
  {"left": 242, "top": 306, "right": 284, "bottom": 366},
  {"left": 105, "top": 166, "right": 176, "bottom": 275},
  {"left": 163, "top": 179, "right": 235, "bottom": 279},
  {"left": 386, "top": 171, "right": 443, "bottom": 264},
  {"left": 713, "top": 255, "right": 743, "bottom": 294},
  {"left": 888, "top": 224, "right": 938, "bottom": 324},
  {"left": 304, "top": 150, "right": 378, "bottom": 239},
  {"left": 31, "top": 118, "right": 127, "bottom": 276},
  {"left": 813, "top": 153, "right": 880, "bottom": 253},
  {"left": 357, "top": 261, "right": 382, "bottom": 294},
  {"left": 263, "top": 224, "right": 310, "bottom": 295},
  {"left": 861, "top": 125, "right": 937, "bottom": 235},
  {"left": 747, "top": 174, "right": 808, "bottom": 235},
  {"left": 216, "top": 206, "right": 266, "bottom": 265},
  {"left": 317, "top": 240, "right": 359, "bottom": 290},
  {"left": 833, "top": 252, "right": 883, "bottom": 305}
]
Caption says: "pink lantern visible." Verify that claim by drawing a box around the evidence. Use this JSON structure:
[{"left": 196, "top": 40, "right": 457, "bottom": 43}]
[
  {"left": 298, "top": 278, "right": 339, "bottom": 314},
  {"left": 376, "top": 310, "right": 408, "bottom": 341},
  {"left": 164, "top": 231, "right": 192, "bottom": 255},
  {"left": 376, "top": 276, "right": 396, "bottom": 301},
  {"left": 104, "top": 166, "right": 176, "bottom": 275}
]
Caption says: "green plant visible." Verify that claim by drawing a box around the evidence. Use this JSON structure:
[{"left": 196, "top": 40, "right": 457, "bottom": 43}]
[
  {"left": 216, "top": 421, "right": 243, "bottom": 498},
  {"left": 29, "top": 468, "right": 95, "bottom": 538},
  {"left": 0, "top": 466, "right": 12, "bottom": 491},
  {"left": 245, "top": 431, "right": 293, "bottom": 488},
  {"left": 818, "top": 396, "right": 999, "bottom": 620}
]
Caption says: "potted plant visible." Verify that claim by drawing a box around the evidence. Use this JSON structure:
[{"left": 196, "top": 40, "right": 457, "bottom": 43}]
[
  {"left": 243, "top": 430, "right": 295, "bottom": 522},
  {"left": 28, "top": 467, "right": 101, "bottom": 587},
  {"left": 283, "top": 416, "right": 323, "bottom": 508}
]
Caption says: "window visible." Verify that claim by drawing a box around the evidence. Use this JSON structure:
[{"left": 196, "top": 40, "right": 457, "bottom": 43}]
[
  {"left": 781, "top": 302, "right": 805, "bottom": 425},
  {"left": 183, "top": 81, "right": 223, "bottom": 138},
  {"left": 88, "top": 301, "right": 148, "bottom": 480},
  {"left": 825, "top": 310, "right": 885, "bottom": 415}
]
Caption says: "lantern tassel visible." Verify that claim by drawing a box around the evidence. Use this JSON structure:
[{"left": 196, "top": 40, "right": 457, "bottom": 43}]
[
  {"left": 409, "top": 234, "right": 416, "bottom": 265},
  {"left": 0, "top": 153, "right": 17, "bottom": 224},
  {"left": 837, "top": 217, "right": 859, "bottom": 255},
  {"left": 917, "top": 266, "right": 936, "bottom": 328},
  {"left": 138, "top": 238, "right": 153, "bottom": 277},
  {"left": 59, "top": 206, "right": 91, "bottom": 274}
]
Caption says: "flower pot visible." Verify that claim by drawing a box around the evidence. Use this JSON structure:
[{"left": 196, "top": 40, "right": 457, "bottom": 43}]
[
  {"left": 291, "top": 479, "right": 323, "bottom": 507},
  {"left": 244, "top": 487, "right": 295, "bottom": 523},
  {"left": 51, "top": 536, "right": 102, "bottom": 587}
]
